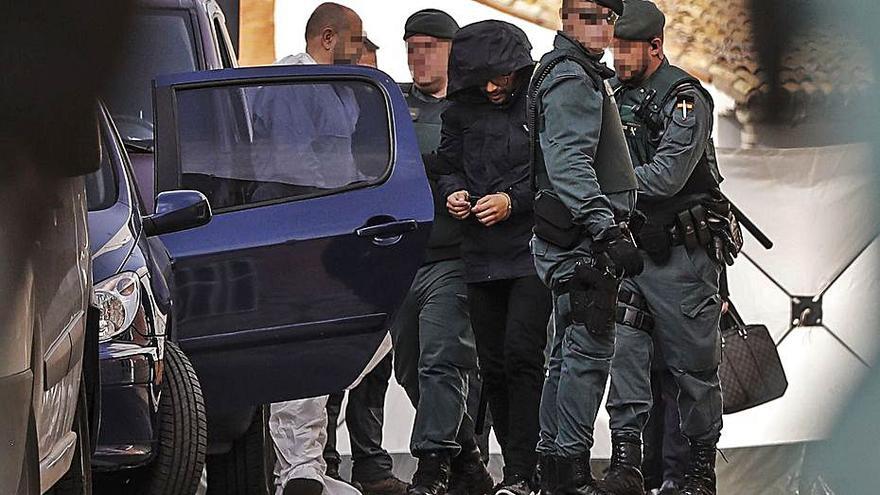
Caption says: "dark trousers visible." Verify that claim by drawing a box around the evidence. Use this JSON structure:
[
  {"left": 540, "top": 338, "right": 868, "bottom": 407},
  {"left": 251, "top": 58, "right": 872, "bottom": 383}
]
[
  {"left": 324, "top": 354, "right": 394, "bottom": 483},
  {"left": 642, "top": 368, "right": 689, "bottom": 490},
  {"left": 468, "top": 275, "right": 552, "bottom": 479},
  {"left": 391, "top": 260, "right": 480, "bottom": 456}
]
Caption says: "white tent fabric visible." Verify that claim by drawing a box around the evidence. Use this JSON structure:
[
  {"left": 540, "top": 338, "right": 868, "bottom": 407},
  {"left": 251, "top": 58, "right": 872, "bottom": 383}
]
[
  {"left": 717, "top": 144, "right": 879, "bottom": 447},
  {"left": 334, "top": 142, "right": 877, "bottom": 494}
]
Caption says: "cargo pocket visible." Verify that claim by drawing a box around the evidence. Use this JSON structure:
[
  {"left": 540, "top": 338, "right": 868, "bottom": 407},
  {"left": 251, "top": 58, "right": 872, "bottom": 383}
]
[
  {"left": 681, "top": 289, "right": 721, "bottom": 319},
  {"left": 677, "top": 289, "right": 722, "bottom": 370}
]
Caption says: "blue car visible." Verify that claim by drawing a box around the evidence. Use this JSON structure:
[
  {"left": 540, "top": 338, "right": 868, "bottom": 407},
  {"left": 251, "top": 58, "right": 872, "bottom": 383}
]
[
  {"left": 86, "top": 103, "right": 212, "bottom": 493},
  {"left": 148, "top": 64, "right": 433, "bottom": 492},
  {"left": 100, "top": 3, "right": 433, "bottom": 492}
]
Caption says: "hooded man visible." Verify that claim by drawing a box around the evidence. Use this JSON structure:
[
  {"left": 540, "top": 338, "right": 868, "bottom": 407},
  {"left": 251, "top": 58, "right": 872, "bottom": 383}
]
[
  {"left": 431, "top": 20, "right": 553, "bottom": 495},
  {"left": 527, "top": 0, "right": 644, "bottom": 494}
]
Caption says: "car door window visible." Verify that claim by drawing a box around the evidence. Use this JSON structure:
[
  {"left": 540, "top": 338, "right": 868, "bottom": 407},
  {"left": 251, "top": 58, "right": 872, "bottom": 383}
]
[
  {"left": 213, "top": 16, "right": 237, "bottom": 68},
  {"left": 176, "top": 80, "right": 392, "bottom": 211}
]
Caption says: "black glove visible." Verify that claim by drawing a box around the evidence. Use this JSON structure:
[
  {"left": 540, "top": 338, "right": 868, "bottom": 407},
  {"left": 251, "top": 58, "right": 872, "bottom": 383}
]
[{"left": 599, "top": 227, "right": 644, "bottom": 277}]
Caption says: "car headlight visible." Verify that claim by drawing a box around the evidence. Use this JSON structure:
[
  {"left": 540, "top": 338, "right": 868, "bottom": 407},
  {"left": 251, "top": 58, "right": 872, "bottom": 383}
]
[{"left": 95, "top": 272, "right": 141, "bottom": 342}]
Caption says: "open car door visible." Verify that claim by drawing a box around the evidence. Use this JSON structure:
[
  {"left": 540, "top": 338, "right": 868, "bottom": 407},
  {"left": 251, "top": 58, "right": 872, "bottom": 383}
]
[{"left": 152, "top": 65, "right": 432, "bottom": 409}]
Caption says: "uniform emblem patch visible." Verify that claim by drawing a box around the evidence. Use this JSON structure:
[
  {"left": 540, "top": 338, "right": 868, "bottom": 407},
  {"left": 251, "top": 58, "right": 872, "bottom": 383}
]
[{"left": 675, "top": 97, "right": 695, "bottom": 119}]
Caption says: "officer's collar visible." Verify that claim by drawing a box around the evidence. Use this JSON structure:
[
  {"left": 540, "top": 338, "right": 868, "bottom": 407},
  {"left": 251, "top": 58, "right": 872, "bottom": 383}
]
[
  {"left": 554, "top": 32, "right": 605, "bottom": 63},
  {"left": 410, "top": 84, "right": 445, "bottom": 104},
  {"left": 553, "top": 32, "right": 614, "bottom": 79}
]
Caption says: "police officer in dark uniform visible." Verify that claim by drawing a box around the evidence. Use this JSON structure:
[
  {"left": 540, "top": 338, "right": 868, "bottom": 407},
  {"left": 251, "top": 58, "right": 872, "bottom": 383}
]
[
  {"left": 605, "top": 2, "right": 727, "bottom": 494},
  {"left": 401, "top": 9, "right": 458, "bottom": 153},
  {"left": 391, "top": 10, "right": 495, "bottom": 495},
  {"left": 528, "top": 1, "right": 644, "bottom": 494}
]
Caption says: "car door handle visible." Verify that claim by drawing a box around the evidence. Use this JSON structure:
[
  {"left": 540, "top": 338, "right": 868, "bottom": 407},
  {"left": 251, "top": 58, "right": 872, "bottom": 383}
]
[{"left": 356, "top": 219, "right": 418, "bottom": 244}]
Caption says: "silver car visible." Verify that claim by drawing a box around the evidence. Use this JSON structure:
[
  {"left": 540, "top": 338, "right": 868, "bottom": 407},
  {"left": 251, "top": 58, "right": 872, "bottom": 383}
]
[{"left": 0, "top": 145, "right": 98, "bottom": 492}]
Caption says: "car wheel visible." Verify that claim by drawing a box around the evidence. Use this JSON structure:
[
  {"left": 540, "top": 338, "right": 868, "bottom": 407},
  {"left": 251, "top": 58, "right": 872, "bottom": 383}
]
[
  {"left": 206, "top": 404, "right": 275, "bottom": 495},
  {"left": 136, "top": 341, "right": 207, "bottom": 495},
  {"left": 50, "top": 377, "right": 92, "bottom": 495}
]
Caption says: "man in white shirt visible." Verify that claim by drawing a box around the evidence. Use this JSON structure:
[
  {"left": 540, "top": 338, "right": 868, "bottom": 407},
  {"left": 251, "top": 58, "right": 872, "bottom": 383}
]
[
  {"left": 265, "top": 7, "right": 371, "bottom": 495},
  {"left": 249, "top": 2, "right": 366, "bottom": 202}
]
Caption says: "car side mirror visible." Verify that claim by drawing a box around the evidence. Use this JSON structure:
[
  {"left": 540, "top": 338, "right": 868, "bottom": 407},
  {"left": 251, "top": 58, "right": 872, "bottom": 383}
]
[{"left": 143, "top": 190, "right": 212, "bottom": 237}]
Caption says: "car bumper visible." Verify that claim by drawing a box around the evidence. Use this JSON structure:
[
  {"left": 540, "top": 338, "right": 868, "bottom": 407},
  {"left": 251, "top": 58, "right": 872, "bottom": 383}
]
[{"left": 92, "top": 341, "right": 159, "bottom": 471}]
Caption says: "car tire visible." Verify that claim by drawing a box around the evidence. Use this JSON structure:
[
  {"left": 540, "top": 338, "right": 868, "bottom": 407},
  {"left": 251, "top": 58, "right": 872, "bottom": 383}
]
[
  {"left": 137, "top": 341, "right": 207, "bottom": 495},
  {"left": 206, "top": 404, "right": 275, "bottom": 495},
  {"left": 50, "top": 377, "right": 93, "bottom": 495}
]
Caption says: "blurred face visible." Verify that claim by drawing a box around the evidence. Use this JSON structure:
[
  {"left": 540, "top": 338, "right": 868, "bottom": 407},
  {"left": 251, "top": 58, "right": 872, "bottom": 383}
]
[
  {"left": 330, "top": 13, "right": 364, "bottom": 65},
  {"left": 561, "top": 0, "right": 616, "bottom": 53},
  {"left": 483, "top": 72, "right": 516, "bottom": 105},
  {"left": 613, "top": 38, "right": 650, "bottom": 83},
  {"left": 407, "top": 35, "right": 452, "bottom": 95},
  {"left": 359, "top": 47, "right": 378, "bottom": 68}
]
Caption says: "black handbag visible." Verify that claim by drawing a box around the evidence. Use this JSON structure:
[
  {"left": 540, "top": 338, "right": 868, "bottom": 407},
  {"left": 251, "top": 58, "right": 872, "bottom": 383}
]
[{"left": 719, "top": 301, "right": 788, "bottom": 414}]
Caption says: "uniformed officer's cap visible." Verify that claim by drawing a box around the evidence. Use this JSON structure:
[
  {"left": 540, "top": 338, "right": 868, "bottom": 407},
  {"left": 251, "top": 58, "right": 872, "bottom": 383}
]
[
  {"left": 614, "top": 0, "right": 665, "bottom": 41},
  {"left": 593, "top": 0, "right": 624, "bottom": 16},
  {"left": 404, "top": 9, "right": 460, "bottom": 41}
]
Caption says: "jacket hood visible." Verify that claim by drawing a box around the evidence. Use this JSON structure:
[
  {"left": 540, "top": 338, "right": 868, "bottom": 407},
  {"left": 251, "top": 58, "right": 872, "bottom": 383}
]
[{"left": 447, "top": 20, "right": 534, "bottom": 101}]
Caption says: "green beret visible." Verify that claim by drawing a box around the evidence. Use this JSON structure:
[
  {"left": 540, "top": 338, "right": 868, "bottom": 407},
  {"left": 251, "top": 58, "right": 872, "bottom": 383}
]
[
  {"left": 594, "top": 0, "right": 624, "bottom": 15},
  {"left": 404, "top": 9, "right": 460, "bottom": 41},
  {"left": 614, "top": 0, "right": 665, "bottom": 41}
]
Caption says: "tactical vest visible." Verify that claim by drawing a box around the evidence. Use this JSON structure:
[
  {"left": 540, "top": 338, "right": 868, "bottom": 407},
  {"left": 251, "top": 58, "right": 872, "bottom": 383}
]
[
  {"left": 614, "top": 62, "right": 723, "bottom": 216},
  {"left": 528, "top": 49, "right": 637, "bottom": 196},
  {"left": 402, "top": 83, "right": 449, "bottom": 156}
]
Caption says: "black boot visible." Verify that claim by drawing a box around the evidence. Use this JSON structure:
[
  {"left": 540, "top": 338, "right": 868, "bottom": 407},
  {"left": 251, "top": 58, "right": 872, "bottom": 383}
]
[
  {"left": 597, "top": 434, "right": 645, "bottom": 495},
  {"left": 537, "top": 454, "right": 558, "bottom": 495},
  {"left": 679, "top": 442, "right": 716, "bottom": 495},
  {"left": 557, "top": 453, "right": 605, "bottom": 495},
  {"left": 410, "top": 453, "right": 453, "bottom": 495},
  {"left": 448, "top": 443, "right": 494, "bottom": 495}
]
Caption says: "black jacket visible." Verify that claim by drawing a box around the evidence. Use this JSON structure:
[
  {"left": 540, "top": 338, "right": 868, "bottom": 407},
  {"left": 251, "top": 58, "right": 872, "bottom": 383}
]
[{"left": 431, "top": 21, "right": 537, "bottom": 283}]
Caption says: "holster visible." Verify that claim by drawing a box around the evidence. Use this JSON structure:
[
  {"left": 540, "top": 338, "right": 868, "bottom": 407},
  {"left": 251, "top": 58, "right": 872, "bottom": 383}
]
[
  {"left": 566, "top": 257, "right": 620, "bottom": 337},
  {"left": 534, "top": 190, "right": 584, "bottom": 249}
]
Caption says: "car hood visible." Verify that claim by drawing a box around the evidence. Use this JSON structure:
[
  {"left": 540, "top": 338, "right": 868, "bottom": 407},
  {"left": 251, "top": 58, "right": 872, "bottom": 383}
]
[{"left": 89, "top": 202, "right": 138, "bottom": 283}]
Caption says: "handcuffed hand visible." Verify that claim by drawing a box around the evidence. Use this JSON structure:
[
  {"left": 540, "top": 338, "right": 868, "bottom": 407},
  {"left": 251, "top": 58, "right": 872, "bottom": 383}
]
[
  {"left": 446, "top": 190, "right": 471, "bottom": 220},
  {"left": 473, "top": 193, "right": 511, "bottom": 227}
]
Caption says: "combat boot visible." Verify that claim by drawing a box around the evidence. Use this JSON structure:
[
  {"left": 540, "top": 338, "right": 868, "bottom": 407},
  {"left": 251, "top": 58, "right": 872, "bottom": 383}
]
[
  {"left": 447, "top": 442, "right": 494, "bottom": 495},
  {"left": 597, "top": 434, "right": 645, "bottom": 495},
  {"left": 410, "top": 452, "right": 452, "bottom": 495},
  {"left": 537, "top": 454, "right": 558, "bottom": 495},
  {"left": 679, "top": 442, "right": 716, "bottom": 495},
  {"left": 557, "top": 452, "right": 606, "bottom": 495}
]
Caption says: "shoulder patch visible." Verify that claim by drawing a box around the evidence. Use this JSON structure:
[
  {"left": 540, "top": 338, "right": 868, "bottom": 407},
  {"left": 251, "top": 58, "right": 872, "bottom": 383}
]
[{"left": 674, "top": 94, "right": 695, "bottom": 120}]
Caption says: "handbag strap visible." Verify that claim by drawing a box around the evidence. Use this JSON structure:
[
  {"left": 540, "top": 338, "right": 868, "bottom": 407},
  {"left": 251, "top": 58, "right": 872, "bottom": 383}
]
[{"left": 726, "top": 299, "right": 746, "bottom": 328}]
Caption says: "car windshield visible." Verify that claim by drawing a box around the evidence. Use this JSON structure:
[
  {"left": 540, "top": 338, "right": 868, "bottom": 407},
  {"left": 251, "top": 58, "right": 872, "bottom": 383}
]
[
  {"left": 85, "top": 134, "right": 118, "bottom": 211},
  {"left": 103, "top": 9, "right": 198, "bottom": 151}
]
